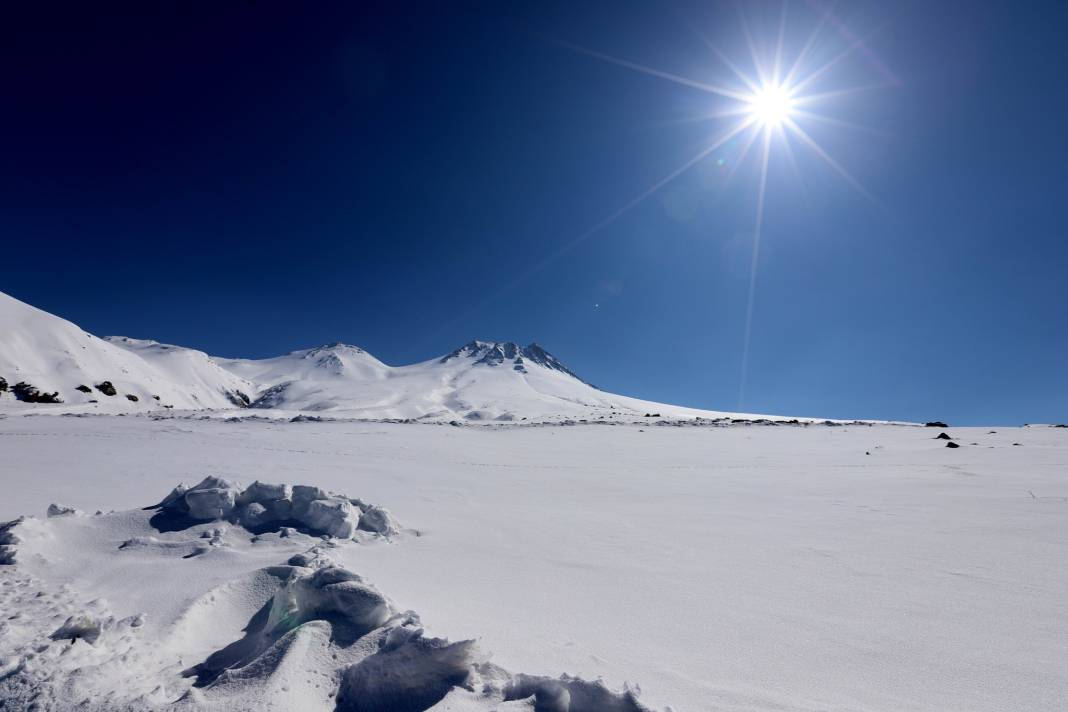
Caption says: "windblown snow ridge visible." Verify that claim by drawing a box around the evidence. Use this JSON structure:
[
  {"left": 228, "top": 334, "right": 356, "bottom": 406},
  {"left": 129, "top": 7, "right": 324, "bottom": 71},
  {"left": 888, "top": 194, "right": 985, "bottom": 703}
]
[{"left": 0, "top": 480, "right": 661, "bottom": 711}]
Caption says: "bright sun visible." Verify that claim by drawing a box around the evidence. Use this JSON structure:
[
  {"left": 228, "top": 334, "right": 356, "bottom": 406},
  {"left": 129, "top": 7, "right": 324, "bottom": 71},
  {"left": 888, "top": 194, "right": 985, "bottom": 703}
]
[{"left": 747, "top": 84, "right": 794, "bottom": 127}]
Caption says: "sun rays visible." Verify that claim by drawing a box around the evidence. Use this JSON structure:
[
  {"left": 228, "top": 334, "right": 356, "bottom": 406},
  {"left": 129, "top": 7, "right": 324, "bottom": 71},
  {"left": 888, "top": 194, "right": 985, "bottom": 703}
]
[{"left": 559, "top": 2, "right": 885, "bottom": 408}]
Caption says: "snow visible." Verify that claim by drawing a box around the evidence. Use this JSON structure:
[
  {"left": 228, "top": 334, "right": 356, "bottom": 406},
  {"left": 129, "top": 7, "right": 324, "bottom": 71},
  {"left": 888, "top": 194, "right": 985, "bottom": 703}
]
[
  {"left": 1, "top": 290, "right": 837, "bottom": 423},
  {"left": 1, "top": 416, "right": 1065, "bottom": 711},
  {"left": 0, "top": 292, "right": 254, "bottom": 411},
  {"left": 2, "top": 289, "right": 1064, "bottom": 709}
]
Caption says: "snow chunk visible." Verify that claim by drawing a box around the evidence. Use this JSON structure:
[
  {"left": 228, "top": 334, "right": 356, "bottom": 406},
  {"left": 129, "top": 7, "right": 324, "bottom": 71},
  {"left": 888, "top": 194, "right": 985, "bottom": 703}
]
[
  {"left": 236, "top": 480, "right": 289, "bottom": 506},
  {"left": 358, "top": 505, "right": 399, "bottom": 536},
  {"left": 267, "top": 565, "right": 392, "bottom": 638},
  {"left": 152, "top": 478, "right": 398, "bottom": 540},
  {"left": 291, "top": 485, "right": 330, "bottom": 518},
  {"left": 46, "top": 503, "right": 81, "bottom": 518},
  {"left": 337, "top": 624, "right": 477, "bottom": 712},
  {"left": 303, "top": 497, "right": 359, "bottom": 539},
  {"left": 506, "top": 674, "right": 650, "bottom": 712},
  {"left": 184, "top": 477, "right": 240, "bottom": 520}
]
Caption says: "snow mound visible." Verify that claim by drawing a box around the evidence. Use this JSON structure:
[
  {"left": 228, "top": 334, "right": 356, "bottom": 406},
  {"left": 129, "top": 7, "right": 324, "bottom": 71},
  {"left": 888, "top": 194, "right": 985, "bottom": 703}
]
[
  {"left": 0, "top": 484, "right": 660, "bottom": 711},
  {"left": 151, "top": 477, "right": 398, "bottom": 539},
  {"left": 336, "top": 624, "right": 477, "bottom": 711}
]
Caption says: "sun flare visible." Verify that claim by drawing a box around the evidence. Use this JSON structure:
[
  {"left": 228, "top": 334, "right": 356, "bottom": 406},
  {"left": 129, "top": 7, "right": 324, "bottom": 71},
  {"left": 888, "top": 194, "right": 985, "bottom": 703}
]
[
  {"left": 558, "top": 6, "right": 882, "bottom": 407},
  {"left": 747, "top": 84, "right": 794, "bottom": 127}
]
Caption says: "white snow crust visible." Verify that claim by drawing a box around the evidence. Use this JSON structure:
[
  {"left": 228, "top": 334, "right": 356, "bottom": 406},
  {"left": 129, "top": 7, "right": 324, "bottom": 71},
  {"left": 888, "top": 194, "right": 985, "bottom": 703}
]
[{"left": 1, "top": 416, "right": 1065, "bottom": 711}]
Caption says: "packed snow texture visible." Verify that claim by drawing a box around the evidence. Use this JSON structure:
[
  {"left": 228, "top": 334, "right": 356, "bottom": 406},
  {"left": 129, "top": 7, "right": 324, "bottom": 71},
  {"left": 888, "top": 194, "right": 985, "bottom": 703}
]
[
  {"left": 1, "top": 417, "right": 1065, "bottom": 712},
  {"left": 0, "top": 476, "right": 653, "bottom": 711}
]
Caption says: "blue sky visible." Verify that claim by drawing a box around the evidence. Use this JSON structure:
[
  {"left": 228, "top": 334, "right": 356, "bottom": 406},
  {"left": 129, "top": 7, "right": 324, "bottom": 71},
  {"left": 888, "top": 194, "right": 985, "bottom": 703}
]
[{"left": 3, "top": 1, "right": 1065, "bottom": 425}]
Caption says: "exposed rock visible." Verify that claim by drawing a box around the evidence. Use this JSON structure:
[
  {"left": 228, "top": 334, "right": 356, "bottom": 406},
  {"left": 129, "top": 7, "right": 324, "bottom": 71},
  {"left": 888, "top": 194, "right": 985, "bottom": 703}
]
[
  {"left": 440, "top": 340, "right": 592, "bottom": 386},
  {"left": 0, "top": 377, "right": 6, "bottom": 393},
  {"left": 125, "top": 394, "right": 139, "bottom": 402},
  {"left": 75, "top": 384, "right": 92, "bottom": 393},
  {"left": 925, "top": 421, "right": 948, "bottom": 428},
  {"left": 95, "top": 381, "right": 117, "bottom": 396},
  {"left": 935, "top": 432, "right": 952, "bottom": 440},
  {"left": 12, "top": 381, "right": 62, "bottom": 403},
  {"left": 225, "top": 389, "right": 251, "bottom": 407},
  {"left": 945, "top": 441, "right": 960, "bottom": 449},
  {"left": 249, "top": 382, "right": 290, "bottom": 409}
]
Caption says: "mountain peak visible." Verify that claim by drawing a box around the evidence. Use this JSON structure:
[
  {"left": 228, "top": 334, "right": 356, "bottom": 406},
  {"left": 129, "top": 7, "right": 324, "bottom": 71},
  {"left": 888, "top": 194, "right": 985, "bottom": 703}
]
[
  {"left": 291, "top": 343, "right": 375, "bottom": 376},
  {"left": 440, "top": 340, "right": 588, "bottom": 384},
  {"left": 303, "top": 342, "right": 366, "bottom": 355}
]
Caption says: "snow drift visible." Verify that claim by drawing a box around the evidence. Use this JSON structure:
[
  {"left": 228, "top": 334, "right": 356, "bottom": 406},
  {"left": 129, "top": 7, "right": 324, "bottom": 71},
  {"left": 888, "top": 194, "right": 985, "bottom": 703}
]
[{"left": 0, "top": 479, "right": 657, "bottom": 711}]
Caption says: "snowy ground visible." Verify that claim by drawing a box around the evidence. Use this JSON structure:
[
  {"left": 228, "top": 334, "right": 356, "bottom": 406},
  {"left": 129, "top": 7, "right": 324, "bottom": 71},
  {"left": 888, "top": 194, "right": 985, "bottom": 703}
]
[{"left": 1, "top": 416, "right": 1065, "bottom": 711}]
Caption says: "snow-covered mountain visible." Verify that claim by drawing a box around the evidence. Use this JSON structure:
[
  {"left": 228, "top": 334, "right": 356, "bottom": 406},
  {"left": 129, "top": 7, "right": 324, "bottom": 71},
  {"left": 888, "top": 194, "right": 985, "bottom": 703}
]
[
  {"left": 0, "top": 291, "right": 777, "bottom": 422},
  {"left": 0, "top": 292, "right": 254, "bottom": 410},
  {"left": 208, "top": 338, "right": 734, "bottom": 421}
]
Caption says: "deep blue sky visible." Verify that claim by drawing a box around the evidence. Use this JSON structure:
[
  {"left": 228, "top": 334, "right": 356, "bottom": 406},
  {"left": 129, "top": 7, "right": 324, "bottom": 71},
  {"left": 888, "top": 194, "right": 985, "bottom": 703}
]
[{"left": 3, "top": 1, "right": 1065, "bottom": 425}]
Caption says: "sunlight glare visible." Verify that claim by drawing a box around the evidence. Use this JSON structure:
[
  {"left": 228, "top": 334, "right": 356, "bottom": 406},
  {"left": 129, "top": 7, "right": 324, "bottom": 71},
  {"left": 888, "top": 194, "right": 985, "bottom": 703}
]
[{"left": 747, "top": 84, "right": 794, "bottom": 127}]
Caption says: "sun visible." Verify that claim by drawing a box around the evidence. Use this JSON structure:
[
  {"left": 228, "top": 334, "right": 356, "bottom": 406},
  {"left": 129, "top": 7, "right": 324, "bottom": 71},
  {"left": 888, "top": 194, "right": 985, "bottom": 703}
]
[
  {"left": 747, "top": 84, "right": 794, "bottom": 127},
  {"left": 553, "top": 9, "right": 883, "bottom": 407}
]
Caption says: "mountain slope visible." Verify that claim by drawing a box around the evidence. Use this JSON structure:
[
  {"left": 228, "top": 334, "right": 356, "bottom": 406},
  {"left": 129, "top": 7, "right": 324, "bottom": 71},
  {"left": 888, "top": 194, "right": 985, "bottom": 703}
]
[
  {"left": 0, "top": 290, "right": 795, "bottom": 422},
  {"left": 0, "top": 292, "right": 254, "bottom": 410},
  {"left": 213, "top": 339, "right": 745, "bottom": 422}
]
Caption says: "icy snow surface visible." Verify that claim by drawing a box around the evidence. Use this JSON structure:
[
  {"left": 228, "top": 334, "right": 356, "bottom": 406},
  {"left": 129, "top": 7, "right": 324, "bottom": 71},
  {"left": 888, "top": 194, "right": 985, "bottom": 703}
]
[{"left": 1, "top": 416, "right": 1065, "bottom": 711}]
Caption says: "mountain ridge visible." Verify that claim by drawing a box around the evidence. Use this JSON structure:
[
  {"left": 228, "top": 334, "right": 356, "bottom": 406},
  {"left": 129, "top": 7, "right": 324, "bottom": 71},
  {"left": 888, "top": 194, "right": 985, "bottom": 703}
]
[{"left": 0, "top": 290, "right": 808, "bottom": 423}]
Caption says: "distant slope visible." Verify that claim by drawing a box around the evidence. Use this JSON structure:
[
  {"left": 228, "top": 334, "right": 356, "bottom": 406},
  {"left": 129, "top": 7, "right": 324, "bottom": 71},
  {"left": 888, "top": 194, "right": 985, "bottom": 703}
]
[
  {"left": 0, "top": 292, "right": 253, "bottom": 411},
  {"left": 213, "top": 339, "right": 751, "bottom": 423},
  {"left": 0, "top": 290, "right": 805, "bottom": 422}
]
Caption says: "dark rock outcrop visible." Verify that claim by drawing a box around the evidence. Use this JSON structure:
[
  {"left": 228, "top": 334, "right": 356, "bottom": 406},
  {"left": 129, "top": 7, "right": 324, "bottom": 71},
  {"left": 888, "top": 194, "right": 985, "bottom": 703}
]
[
  {"left": 440, "top": 340, "right": 592, "bottom": 386},
  {"left": 925, "top": 421, "right": 948, "bottom": 428},
  {"left": 12, "top": 382, "right": 62, "bottom": 403},
  {"left": 125, "top": 394, "right": 139, "bottom": 402},
  {"left": 76, "top": 384, "right": 92, "bottom": 393},
  {"left": 95, "top": 381, "right": 117, "bottom": 396}
]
